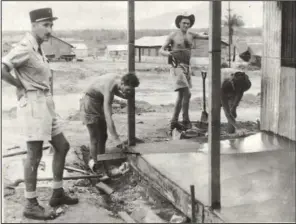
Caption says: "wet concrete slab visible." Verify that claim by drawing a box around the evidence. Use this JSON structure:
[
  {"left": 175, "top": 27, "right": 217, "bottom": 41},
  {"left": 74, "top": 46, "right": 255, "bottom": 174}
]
[{"left": 130, "top": 132, "right": 296, "bottom": 222}]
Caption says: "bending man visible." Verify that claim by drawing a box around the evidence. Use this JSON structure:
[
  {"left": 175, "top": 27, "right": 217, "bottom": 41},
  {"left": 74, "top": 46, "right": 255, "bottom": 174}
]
[{"left": 81, "top": 73, "right": 140, "bottom": 177}]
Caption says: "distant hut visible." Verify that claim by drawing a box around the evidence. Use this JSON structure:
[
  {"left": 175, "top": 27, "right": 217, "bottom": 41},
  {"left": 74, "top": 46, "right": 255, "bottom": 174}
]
[
  {"left": 42, "top": 36, "right": 75, "bottom": 61},
  {"left": 134, "top": 35, "right": 229, "bottom": 63},
  {"left": 72, "top": 43, "right": 88, "bottom": 58},
  {"left": 135, "top": 35, "right": 167, "bottom": 62},
  {"left": 105, "top": 45, "right": 128, "bottom": 60},
  {"left": 235, "top": 41, "right": 262, "bottom": 66}
]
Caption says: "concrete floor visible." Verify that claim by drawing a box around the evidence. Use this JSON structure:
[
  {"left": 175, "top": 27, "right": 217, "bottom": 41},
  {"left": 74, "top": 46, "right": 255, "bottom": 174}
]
[{"left": 131, "top": 132, "right": 296, "bottom": 223}]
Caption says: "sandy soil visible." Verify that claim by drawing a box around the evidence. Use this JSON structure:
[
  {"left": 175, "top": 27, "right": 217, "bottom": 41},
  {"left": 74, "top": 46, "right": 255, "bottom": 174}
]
[{"left": 2, "top": 59, "right": 261, "bottom": 223}]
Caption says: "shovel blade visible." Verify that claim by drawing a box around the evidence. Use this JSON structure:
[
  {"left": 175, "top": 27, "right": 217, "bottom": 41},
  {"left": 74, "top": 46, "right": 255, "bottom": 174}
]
[
  {"left": 200, "top": 111, "right": 208, "bottom": 123},
  {"left": 196, "top": 111, "right": 208, "bottom": 129}
]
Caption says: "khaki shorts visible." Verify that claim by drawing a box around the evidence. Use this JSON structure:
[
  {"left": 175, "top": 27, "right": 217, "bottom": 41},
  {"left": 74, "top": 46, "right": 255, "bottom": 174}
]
[
  {"left": 17, "top": 90, "right": 62, "bottom": 142},
  {"left": 80, "top": 94, "right": 105, "bottom": 125},
  {"left": 170, "top": 64, "right": 192, "bottom": 91}
]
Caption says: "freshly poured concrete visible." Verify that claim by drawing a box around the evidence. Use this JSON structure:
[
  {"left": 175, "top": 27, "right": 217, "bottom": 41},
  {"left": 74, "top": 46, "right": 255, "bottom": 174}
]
[{"left": 131, "top": 132, "right": 296, "bottom": 222}]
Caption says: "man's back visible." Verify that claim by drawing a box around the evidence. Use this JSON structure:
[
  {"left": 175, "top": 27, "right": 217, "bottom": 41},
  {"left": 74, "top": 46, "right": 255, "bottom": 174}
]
[{"left": 85, "top": 73, "right": 118, "bottom": 99}]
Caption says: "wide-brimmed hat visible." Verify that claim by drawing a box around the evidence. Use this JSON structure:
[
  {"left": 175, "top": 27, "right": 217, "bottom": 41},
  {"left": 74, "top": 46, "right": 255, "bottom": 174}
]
[
  {"left": 175, "top": 12, "right": 195, "bottom": 28},
  {"left": 29, "top": 8, "right": 58, "bottom": 23}
]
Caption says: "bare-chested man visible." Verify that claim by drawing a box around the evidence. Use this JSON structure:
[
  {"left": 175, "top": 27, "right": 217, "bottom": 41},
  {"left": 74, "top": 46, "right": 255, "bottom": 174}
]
[
  {"left": 80, "top": 73, "right": 140, "bottom": 178},
  {"left": 221, "top": 70, "right": 252, "bottom": 135},
  {"left": 159, "top": 13, "right": 208, "bottom": 134}
]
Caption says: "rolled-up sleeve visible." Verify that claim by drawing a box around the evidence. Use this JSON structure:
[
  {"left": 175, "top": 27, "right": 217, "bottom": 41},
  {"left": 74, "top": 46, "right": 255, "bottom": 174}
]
[{"left": 2, "top": 44, "right": 30, "bottom": 72}]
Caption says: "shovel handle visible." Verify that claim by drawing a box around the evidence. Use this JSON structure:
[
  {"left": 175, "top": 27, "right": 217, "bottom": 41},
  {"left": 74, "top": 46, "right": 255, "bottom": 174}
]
[
  {"left": 201, "top": 71, "right": 207, "bottom": 111},
  {"left": 201, "top": 71, "right": 207, "bottom": 79}
]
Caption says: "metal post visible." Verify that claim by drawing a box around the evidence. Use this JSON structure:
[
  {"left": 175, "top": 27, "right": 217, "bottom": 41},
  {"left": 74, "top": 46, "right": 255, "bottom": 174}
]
[
  {"left": 127, "top": 0, "right": 136, "bottom": 146},
  {"left": 228, "top": 1, "right": 231, "bottom": 67},
  {"left": 208, "top": 1, "right": 221, "bottom": 209},
  {"left": 190, "top": 185, "right": 196, "bottom": 223}
]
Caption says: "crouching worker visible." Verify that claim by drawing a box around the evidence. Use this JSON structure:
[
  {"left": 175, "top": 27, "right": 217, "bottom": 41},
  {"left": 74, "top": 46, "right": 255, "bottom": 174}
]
[
  {"left": 221, "top": 71, "right": 251, "bottom": 135},
  {"left": 81, "top": 73, "right": 140, "bottom": 178}
]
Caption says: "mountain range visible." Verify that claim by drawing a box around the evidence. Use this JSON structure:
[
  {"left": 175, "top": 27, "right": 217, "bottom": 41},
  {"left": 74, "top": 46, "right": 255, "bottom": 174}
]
[{"left": 2, "top": 1, "right": 263, "bottom": 31}]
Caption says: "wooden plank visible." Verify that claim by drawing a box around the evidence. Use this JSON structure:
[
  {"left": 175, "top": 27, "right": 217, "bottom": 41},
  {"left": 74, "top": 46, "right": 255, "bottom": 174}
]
[
  {"left": 127, "top": 0, "right": 136, "bottom": 146},
  {"left": 97, "top": 153, "right": 127, "bottom": 161},
  {"left": 2, "top": 146, "right": 50, "bottom": 158},
  {"left": 96, "top": 182, "right": 114, "bottom": 195},
  {"left": 208, "top": 1, "right": 221, "bottom": 209},
  {"left": 128, "top": 154, "right": 225, "bottom": 223},
  {"left": 8, "top": 174, "right": 108, "bottom": 187},
  {"left": 64, "top": 166, "right": 90, "bottom": 175},
  {"left": 118, "top": 211, "right": 136, "bottom": 223}
]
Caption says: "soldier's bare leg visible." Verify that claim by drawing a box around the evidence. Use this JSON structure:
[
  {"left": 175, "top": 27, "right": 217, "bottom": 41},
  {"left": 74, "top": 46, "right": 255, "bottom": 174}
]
[
  {"left": 23, "top": 141, "right": 56, "bottom": 220},
  {"left": 181, "top": 87, "right": 192, "bottom": 129},
  {"left": 170, "top": 89, "right": 184, "bottom": 132},
  {"left": 48, "top": 133, "right": 78, "bottom": 207}
]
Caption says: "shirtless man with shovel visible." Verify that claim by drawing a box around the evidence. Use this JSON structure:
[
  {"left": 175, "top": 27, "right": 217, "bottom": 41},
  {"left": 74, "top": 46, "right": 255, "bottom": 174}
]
[{"left": 159, "top": 12, "right": 208, "bottom": 135}]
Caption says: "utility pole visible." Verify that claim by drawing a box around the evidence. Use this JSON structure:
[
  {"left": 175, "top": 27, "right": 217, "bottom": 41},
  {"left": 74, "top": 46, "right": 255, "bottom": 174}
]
[{"left": 228, "top": 1, "right": 231, "bottom": 68}]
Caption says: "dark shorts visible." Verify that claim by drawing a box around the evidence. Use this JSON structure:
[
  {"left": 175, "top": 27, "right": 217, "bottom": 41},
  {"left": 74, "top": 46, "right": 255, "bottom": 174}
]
[{"left": 80, "top": 94, "right": 105, "bottom": 125}]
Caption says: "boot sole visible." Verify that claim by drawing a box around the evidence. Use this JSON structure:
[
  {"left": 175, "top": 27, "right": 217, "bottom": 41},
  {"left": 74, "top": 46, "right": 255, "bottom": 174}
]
[
  {"left": 49, "top": 198, "right": 79, "bottom": 207},
  {"left": 24, "top": 212, "right": 57, "bottom": 220}
]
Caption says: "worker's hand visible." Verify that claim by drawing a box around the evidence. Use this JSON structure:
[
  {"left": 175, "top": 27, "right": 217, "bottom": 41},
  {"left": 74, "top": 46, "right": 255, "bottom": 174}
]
[
  {"left": 16, "top": 88, "right": 26, "bottom": 101},
  {"left": 236, "top": 128, "right": 247, "bottom": 137},
  {"left": 230, "top": 108, "right": 237, "bottom": 118},
  {"left": 115, "top": 139, "right": 128, "bottom": 151}
]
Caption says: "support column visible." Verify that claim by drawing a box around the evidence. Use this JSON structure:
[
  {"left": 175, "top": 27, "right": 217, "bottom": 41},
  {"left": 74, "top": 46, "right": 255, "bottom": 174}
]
[
  {"left": 127, "top": 0, "right": 136, "bottom": 146},
  {"left": 208, "top": 1, "right": 221, "bottom": 209}
]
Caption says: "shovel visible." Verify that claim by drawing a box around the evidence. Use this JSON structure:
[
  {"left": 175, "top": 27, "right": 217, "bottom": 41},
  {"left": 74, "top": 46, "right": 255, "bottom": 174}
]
[{"left": 197, "top": 71, "right": 208, "bottom": 128}]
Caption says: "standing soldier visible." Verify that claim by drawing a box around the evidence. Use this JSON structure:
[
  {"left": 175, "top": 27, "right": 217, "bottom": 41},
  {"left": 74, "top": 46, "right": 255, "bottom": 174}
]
[
  {"left": 2, "top": 8, "right": 78, "bottom": 220},
  {"left": 159, "top": 12, "right": 208, "bottom": 135}
]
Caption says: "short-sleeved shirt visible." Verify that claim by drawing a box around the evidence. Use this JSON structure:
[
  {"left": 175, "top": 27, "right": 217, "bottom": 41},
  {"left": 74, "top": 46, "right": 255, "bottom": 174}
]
[{"left": 2, "top": 32, "right": 51, "bottom": 91}]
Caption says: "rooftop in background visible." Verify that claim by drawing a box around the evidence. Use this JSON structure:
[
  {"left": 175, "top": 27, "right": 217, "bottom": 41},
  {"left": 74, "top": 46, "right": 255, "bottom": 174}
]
[
  {"left": 135, "top": 35, "right": 229, "bottom": 47},
  {"left": 71, "top": 43, "right": 88, "bottom": 50},
  {"left": 106, "top": 45, "right": 128, "bottom": 51}
]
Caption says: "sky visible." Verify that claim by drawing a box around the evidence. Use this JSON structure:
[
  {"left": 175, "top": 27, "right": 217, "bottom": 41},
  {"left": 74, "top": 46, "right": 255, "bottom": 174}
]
[{"left": 1, "top": 1, "right": 263, "bottom": 31}]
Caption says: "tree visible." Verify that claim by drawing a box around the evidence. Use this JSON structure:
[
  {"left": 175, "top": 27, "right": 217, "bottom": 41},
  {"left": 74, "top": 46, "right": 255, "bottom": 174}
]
[
  {"left": 223, "top": 13, "right": 245, "bottom": 45},
  {"left": 223, "top": 13, "right": 245, "bottom": 65}
]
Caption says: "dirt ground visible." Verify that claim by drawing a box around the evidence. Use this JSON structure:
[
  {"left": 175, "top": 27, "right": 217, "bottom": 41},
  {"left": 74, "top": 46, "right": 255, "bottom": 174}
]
[{"left": 2, "top": 59, "right": 261, "bottom": 223}]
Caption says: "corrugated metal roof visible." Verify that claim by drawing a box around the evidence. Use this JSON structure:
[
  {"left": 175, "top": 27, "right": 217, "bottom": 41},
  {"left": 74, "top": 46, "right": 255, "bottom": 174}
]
[
  {"left": 107, "top": 45, "right": 128, "bottom": 51},
  {"left": 135, "top": 35, "right": 167, "bottom": 47},
  {"left": 135, "top": 35, "right": 229, "bottom": 47},
  {"left": 72, "top": 43, "right": 88, "bottom": 50},
  {"left": 61, "top": 38, "right": 84, "bottom": 43}
]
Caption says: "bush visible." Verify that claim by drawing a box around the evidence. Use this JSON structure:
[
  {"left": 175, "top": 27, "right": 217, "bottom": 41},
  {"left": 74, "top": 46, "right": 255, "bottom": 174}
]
[{"left": 221, "top": 62, "right": 229, "bottom": 68}]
